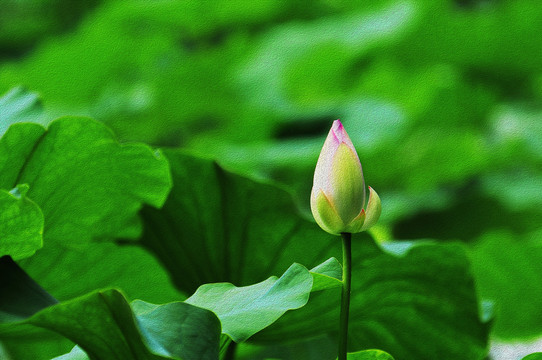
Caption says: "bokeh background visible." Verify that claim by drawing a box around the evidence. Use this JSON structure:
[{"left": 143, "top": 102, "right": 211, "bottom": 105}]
[{"left": 1, "top": 0, "right": 542, "bottom": 358}]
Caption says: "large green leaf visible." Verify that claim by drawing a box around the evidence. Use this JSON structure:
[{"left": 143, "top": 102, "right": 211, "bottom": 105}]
[
  {"left": 0, "top": 289, "right": 221, "bottom": 360},
  {"left": 0, "top": 185, "right": 43, "bottom": 260},
  {"left": 256, "top": 239, "right": 489, "bottom": 360},
  {"left": 1, "top": 260, "right": 321, "bottom": 360},
  {"left": 140, "top": 151, "right": 489, "bottom": 360},
  {"left": 186, "top": 262, "right": 313, "bottom": 343},
  {"left": 19, "top": 241, "right": 181, "bottom": 304},
  {"left": 0, "top": 116, "right": 179, "bottom": 300},
  {"left": 1, "top": 252, "right": 320, "bottom": 360},
  {"left": 141, "top": 150, "right": 333, "bottom": 292},
  {"left": 0, "top": 117, "right": 180, "bottom": 357},
  {"left": 0, "top": 116, "right": 171, "bottom": 245},
  {"left": 2, "top": 248, "right": 182, "bottom": 360}
]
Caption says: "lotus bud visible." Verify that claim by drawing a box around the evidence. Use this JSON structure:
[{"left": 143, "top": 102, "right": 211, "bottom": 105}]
[{"left": 310, "top": 120, "right": 381, "bottom": 235}]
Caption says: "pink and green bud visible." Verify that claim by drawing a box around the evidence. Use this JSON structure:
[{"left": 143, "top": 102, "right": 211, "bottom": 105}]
[{"left": 310, "top": 120, "right": 381, "bottom": 235}]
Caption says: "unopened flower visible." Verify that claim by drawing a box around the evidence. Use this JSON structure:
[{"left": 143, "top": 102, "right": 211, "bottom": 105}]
[{"left": 310, "top": 120, "right": 381, "bottom": 235}]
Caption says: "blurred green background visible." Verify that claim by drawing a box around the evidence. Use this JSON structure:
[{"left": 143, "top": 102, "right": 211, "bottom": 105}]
[{"left": 1, "top": 0, "right": 542, "bottom": 358}]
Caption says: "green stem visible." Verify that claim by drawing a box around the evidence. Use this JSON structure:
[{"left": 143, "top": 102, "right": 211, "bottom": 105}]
[{"left": 338, "top": 232, "right": 352, "bottom": 360}]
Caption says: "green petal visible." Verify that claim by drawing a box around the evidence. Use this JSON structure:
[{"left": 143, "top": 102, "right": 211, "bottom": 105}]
[
  {"left": 310, "top": 190, "right": 344, "bottom": 235},
  {"left": 361, "top": 187, "right": 382, "bottom": 231},
  {"left": 330, "top": 143, "right": 364, "bottom": 223},
  {"left": 345, "top": 208, "right": 366, "bottom": 234}
]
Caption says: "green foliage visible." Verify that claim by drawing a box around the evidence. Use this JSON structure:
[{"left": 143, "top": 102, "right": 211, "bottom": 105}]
[
  {"left": 141, "top": 151, "right": 489, "bottom": 359},
  {"left": 1, "top": 0, "right": 542, "bottom": 358},
  {"left": 257, "top": 239, "right": 489, "bottom": 360},
  {"left": 0, "top": 116, "right": 182, "bottom": 357},
  {"left": 141, "top": 149, "right": 333, "bottom": 291},
  {"left": 0, "top": 256, "right": 333, "bottom": 360},
  {"left": 0, "top": 115, "right": 179, "bottom": 304},
  {"left": 1, "top": 289, "right": 221, "bottom": 360},
  {"left": 0, "top": 116, "right": 171, "bottom": 244},
  {"left": 186, "top": 263, "right": 313, "bottom": 343}
]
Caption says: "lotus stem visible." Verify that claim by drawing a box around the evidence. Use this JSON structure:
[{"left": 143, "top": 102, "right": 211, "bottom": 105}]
[{"left": 338, "top": 232, "right": 352, "bottom": 360}]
